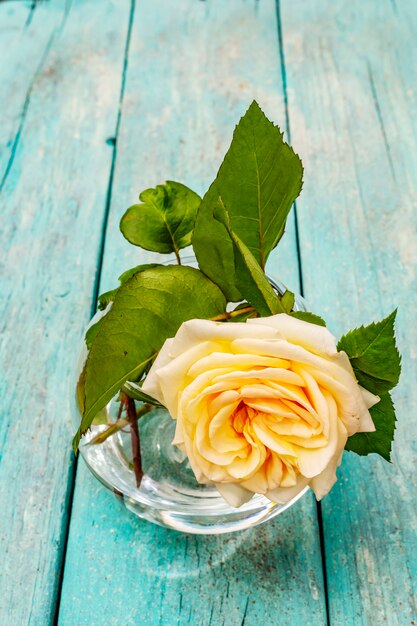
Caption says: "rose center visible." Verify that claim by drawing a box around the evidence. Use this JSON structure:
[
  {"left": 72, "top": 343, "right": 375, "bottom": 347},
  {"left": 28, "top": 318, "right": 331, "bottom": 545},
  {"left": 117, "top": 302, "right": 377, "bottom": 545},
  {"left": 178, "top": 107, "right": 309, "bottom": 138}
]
[{"left": 231, "top": 401, "right": 257, "bottom": 434}]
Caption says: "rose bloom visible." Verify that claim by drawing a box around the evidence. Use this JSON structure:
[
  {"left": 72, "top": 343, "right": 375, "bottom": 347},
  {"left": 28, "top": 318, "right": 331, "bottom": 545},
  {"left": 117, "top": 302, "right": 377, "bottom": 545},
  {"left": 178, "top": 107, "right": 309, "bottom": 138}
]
[{"left": 142, "top": 314, "right": 379, "bottom": 507}]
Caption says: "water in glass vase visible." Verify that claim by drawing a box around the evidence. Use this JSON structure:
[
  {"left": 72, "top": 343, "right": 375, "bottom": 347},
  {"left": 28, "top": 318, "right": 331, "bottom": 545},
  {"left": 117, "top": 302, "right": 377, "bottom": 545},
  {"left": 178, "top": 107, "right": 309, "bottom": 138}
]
[{"left": 72, "top": 269, "right": 309, "bottom": 534}]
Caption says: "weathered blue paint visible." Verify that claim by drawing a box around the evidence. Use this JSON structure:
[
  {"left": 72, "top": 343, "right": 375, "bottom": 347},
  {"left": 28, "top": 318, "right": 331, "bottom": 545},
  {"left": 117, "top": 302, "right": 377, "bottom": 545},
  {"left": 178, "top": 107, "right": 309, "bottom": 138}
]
[
  {"left": 0, "top": 1, "right": 132, "bottom": 624},
  {"left": 280, "top": 0, "right": 417, "bottom": 623},
  {"left": 58, "top": 1, "right": 326, "bottom": 624},
  {"left": 60, "top": 465, "right": 325, "bottom": 626},
  {"left": 1, "top": 0, "right": 416, "bottom": 624}
]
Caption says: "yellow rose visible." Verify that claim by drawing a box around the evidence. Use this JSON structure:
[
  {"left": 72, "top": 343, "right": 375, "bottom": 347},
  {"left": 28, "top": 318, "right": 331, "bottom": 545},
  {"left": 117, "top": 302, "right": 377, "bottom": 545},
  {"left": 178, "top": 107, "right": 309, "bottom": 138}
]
[{"left": 142, "top": 314, "right": 379, "bottom": 507}]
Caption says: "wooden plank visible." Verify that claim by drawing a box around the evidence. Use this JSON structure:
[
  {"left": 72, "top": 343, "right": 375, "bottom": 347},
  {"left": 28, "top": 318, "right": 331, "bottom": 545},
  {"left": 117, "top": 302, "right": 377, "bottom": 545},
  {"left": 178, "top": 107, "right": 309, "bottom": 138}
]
[
  {"left": 58, "top": 1, "right": 327, "bottom": 624},
  {"left": 61, "top": 465, "right": 324, "bottom": 626},
  {"left": 0, "top": 1, "right": 132, "bottom": 624},
  {"left": 279, "top": 0, "right": 417, "bottom": 623},
  {"left": 0, "top": 0, "right": 60, "bottom": 186}
]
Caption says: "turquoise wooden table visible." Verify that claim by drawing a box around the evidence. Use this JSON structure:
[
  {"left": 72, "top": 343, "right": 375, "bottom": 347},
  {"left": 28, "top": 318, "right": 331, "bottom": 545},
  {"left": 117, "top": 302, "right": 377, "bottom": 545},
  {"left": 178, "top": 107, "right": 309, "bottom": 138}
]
[{"left": 1, "top": 1, "right": 416, "bottom": 624}]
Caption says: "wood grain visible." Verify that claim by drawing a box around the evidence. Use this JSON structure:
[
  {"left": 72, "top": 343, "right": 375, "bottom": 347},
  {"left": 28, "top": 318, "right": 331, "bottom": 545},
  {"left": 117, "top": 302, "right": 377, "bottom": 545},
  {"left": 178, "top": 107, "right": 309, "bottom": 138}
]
[
  {"left": 58, "top": 1, "right": 327, "bottom": 624},
  {"left": 61, "top": 465, "right": 324, "bottom": 626},
  {"left": 0, "top": 1, "right": 59, "bottom": 187},
  {"left": 280, "top": 0, "right": 417, "bottom": 623},
  {"left": 0, "top": 1, "right": 131, "bottom": 623},
  {"left": 3, "top": 0, "right": 416, "bottom": 623}
]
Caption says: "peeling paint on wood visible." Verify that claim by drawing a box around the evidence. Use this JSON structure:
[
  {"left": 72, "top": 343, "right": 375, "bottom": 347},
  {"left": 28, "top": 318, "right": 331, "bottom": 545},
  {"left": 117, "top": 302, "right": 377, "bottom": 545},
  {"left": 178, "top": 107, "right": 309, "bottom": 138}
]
[
  {"left": 0, "top": 1, "right": 132, "bottom": 624},
  {"left": 58, "top": 1, "right": 326, "bottom": 624},
  {"left": 1, "top": 0, "right": 416, "bottom": 624},
  {"left": 280, "top": 0, "right": 417, "bottom": 623}
]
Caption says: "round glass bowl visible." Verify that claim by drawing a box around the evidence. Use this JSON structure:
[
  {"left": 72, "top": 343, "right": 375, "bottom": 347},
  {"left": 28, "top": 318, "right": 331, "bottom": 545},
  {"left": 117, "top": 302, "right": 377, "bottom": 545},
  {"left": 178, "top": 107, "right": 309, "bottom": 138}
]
[{"left": 71, "top": 272, "right": 309, "bottom": 534}]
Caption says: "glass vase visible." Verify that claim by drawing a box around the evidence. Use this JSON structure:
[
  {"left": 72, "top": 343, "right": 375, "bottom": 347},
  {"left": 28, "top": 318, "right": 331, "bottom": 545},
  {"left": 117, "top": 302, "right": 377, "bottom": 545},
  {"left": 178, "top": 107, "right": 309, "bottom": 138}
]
[{"left": 71, "top": 263, "right": 309, "bottom": 534}]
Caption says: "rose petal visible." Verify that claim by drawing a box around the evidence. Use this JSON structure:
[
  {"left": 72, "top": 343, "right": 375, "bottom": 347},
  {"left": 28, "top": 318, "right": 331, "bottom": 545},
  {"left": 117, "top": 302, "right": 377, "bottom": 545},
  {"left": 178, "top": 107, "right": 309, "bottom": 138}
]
[
  {"left": 296, "top": 393, "right": 347, "bottom": 478},
  {"left": 248, "top": 313, "right": 338, "bottom": 356},
  {"left": 266, "top": 475, "right": 310, "bottom": 504},
  {"left": 168, "top": 318, "right": 278, "bottom": 359},
  {"left": 309, "top": 447, "right": 344, "bottom": 500},
  {"left": 215, "top": 482, "right": 254, "bottom": 508}
]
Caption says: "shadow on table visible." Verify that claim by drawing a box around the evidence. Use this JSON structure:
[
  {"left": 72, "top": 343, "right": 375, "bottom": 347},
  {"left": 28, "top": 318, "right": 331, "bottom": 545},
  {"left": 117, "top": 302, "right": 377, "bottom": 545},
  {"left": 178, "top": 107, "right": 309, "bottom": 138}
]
[
  {"left": 129, "top": 498, "right": 315, "bottom": 586},
  {"left": 61, "top": 465, "right": 325, "bottom": 625}
]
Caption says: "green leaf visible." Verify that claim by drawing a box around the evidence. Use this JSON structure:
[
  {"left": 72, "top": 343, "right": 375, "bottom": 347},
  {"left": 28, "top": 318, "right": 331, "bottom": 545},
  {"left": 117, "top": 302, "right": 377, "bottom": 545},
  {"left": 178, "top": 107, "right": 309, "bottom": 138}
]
[
  {"left": 214, "top": 198, "right": 285, "bottom": 316},
  {"left": 192, "top": 100, "right": 303, "bottom": 301},
  {"left": 85, "top": 319, "right": 104, "bottom": 350},
  {"left": 122, "top": 384, "right": 162, "bottom": 406},
  {"left": 91, "top": 407, "right": 110, "bottom": 426},
  {"left": 73, "top": 265, "right": 226, "bottom": 452},
  {"left": 118, "top": 263, "right": 160, "bottom": 284},
  {"left": 281, "top": 290, "right": 295, "bottom": 314},
  {"left": 345, "top": 392, "right": 396, "bottom": 461},
  {"left": 97, "top": 289, "right": 118, "bottom": 311},
  {"left": 120, "top": 181, "right": 201, "bottom": 257},
  {"left": 337, "top": 310, "right": 401, "bottom": 395},
  {"left": 76, "top": 366, "right": 87, "bottom": 416},
  {"left": 290, "top": 311, "right": 326, "bottom": 327},
  {"left": 96, "top": 264, "right": 160, "bottom": 312}
]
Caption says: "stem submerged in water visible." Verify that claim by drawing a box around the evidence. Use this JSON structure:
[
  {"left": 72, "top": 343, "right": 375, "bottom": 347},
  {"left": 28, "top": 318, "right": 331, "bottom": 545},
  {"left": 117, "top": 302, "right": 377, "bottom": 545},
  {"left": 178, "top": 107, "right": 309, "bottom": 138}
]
[
  {"left": 123, "top": 393, "right": 143, "bottom": 487},
  {"left": 88, "top": 417, "right": 130, "bottom": 445},
  {"left": 89, "top": 394, "right": 152, "bottom": 488},
  {"left": 88, "top": 402, "right": 152, "bottom": 447}
]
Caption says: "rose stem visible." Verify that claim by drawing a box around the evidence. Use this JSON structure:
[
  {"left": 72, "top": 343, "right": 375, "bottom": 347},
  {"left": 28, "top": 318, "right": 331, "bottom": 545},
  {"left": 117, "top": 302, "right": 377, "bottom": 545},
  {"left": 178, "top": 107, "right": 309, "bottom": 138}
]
[
  {"left": 210, "top": 306, "right": 255, "bottom": 322},
  {"left": 116, "top": 396, "right": 124, "bottom": 421},
  {"left": 89, "top": 404, "right": 152, "bottom": 446},
  {"left": 89, "top": 418, "right": 130, "bottom": 445},
  {"left": 174, "top": 247, "right": 181, "bottom": 265},
  {"left": 122, "top": 392, "right": 143, "bottom": 487}
]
